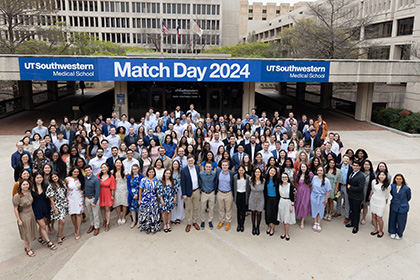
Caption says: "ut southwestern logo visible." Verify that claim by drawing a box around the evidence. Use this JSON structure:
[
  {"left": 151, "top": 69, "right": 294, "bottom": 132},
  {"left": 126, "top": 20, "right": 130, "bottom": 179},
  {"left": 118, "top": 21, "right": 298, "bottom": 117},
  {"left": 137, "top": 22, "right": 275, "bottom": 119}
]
[
  {"left": 114, "top": 62, "right": 251, "bottom": 81},
  {"left": 23, "top": 62, "right": 95, "bottom": 77},
  {"left": 266, "top": 64, "right": 327, "bottom": 79}
]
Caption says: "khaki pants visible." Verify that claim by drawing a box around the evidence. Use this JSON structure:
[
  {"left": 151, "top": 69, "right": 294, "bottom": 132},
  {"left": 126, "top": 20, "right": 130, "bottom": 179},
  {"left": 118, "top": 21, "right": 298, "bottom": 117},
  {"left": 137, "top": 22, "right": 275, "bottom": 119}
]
[
  {"left": 185, "top": 189, "right": 200, "bottom": 225},
  {"left": 200, "top": 191, "right": 215, "bottom": 223},
  {"left": 85, "top": 197, "right": 100, "bottom": 229},
  {"left": 217, "top": 191, "right": 233, "bottom": 223}
]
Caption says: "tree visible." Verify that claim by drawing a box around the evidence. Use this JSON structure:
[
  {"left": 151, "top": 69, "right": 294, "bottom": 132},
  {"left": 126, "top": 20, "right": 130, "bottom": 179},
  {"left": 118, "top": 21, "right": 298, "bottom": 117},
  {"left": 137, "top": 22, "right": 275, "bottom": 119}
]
[
  {"left": 0, "top": 0, "right": 57, "bottom": 53},
  {"left": 279, "top": 0, "right": 372, "bottom": 59},
  {"left": 202, "top": 42, "right": 282, "bottom": 58}
]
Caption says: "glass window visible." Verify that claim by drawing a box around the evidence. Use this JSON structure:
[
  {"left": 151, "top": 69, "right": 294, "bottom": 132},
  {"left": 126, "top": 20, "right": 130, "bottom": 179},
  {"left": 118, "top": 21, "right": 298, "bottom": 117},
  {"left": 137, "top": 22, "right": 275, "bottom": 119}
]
[
  {"left": 172, "top": 4, "right": 176, "bottom": 13},
  {"left": 263, "top": 9, "right": 266, "bottom": 13},
  {"left": 182, "top": 4, "right": 186, "bottom": 14},
  {"left": 163, "top": 3, "right": 166, "bottom": 13},
  {"left": 110, "top": 2, "right": 114, "bottom": 12},
  {"left": 197, "top": 4, "right": 201, "bottom": 14},
  {"left": 157, "top": 3, "right": 160, "bottom": 13},
  {"left": 249, "top": 9, "right": 253, "bottom": 13},
  {"left": 193, "top": 4, "right": 196, "bottom": 14},
  {"left": 397, "top": 17, "right": 414, "bottom": 36}
]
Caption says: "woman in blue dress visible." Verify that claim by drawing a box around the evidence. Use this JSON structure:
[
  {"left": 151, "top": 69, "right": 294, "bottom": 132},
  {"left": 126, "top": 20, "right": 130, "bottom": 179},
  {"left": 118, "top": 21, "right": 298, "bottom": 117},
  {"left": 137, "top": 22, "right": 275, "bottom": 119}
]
[
  {"left": 310, "top": 166, "right": 331, "bottom": 232},
  {"left": 170, "top": 160, "right": 185, "bottom": 224},
  {"left": 138, "top": 167, "right": 161, "bottom": 234},
  {"left": 127, "top": 164, "right": 143, "bottom": 229},
  {"left": 162, "top": 134, "right": 177, "bottom": 159},
  {"left": 157, "top": 169, "right": 178, "bottom": 233}
]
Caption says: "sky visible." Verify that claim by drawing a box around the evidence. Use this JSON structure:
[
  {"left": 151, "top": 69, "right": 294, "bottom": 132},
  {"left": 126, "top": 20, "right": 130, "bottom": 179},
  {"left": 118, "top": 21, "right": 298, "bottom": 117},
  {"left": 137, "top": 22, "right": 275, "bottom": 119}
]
[{"left": 248, "top": 0, "right": 316, "bottom": 4}]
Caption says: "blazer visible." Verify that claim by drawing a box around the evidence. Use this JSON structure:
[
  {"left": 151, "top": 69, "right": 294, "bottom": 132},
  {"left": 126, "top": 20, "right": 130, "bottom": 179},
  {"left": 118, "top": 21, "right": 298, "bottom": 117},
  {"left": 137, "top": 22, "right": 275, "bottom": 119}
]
[
  {"left": 152, "top": 156, "right": 172, "bottom": 170},
  {"left": 63, "top": 130, "right": 76, "bottom": 146},
  {"left": 271, "top": 149, "right": 281, "bottom": 160},
  {"left": 231, "top": 152, "right": 248, "bottom": 171},
  {"left": 215, "top": 169, "right": 235, "bottom": 195},
  {"left": 232, "top": 173, "right": 251, "bottom": 204},
  {"left": 106, "top": 156, "right": 125, "bottom": 171},
  {"left": 180, "top": 165, "right": 201, "bottom": 197},
  {"left": 390, "top": 184, "right": 411, "bottom": 213},
  {"left": 305, "top": 137, "right": 323, "bottom": 150},
  {"left": 101, "top": 124, "right": 116, "bottom": 137},
  {"left": 244, "top": 143, "right": 262, "bottom": 160},
  {"left": 123, "top": 134, "right": 140, "bottom": 147},
  {"left": 347, "top": 171, "right": 366, "bottom": 201},
  {"left": 143, "top": 135, "right": 160, "bottom": 147}
]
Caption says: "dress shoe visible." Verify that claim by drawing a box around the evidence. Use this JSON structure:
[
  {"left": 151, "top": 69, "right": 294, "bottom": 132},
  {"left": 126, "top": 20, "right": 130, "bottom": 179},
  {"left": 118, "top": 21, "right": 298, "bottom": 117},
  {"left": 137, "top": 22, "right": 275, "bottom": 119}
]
[
  {"left": 236, "top": 225, "right": 241, "bottom": 232},
  {"left": 345, "top": 223, "right": 354, "bottom": 228},
  {"left": 252, "top": 226, "right": 256, "bottom": 235},
  {"left": 344, "top": 218, "right": 349, "bottom": 224},
  {"left": 285, "top": 236, "right": 290, "bottom": 241},
  {"left": 240, "top": 225, "right": 244, "bottom": 232},
  {"left": 333, "top": 213, "right": 341, "bottom": 218},
  {"left": 377, "top": 232, "right": 384, "bottom": 238},
  {"left": 87, "top": 226, "right": 94, "bottom": 234},
  {"left": 200, "top": 222, "right": 205, "bottom": 229},
  {"left": 94, "top": 228, "right": 100, "bottom": 236},
  {"left": 256, "top": 226, "right": 260, "bottom": 235},
  {"left": 370, "top": 231, "right": 379, "bottom": 236},
  {"left": 225, "top": 223, "right": 230, "bottom": 231},
  {"left": 209, "top": 222, "right": 214, "bottom": 229},
  {"left": 352, "top": 227, "right": 358, "bottom": 234},
  {"left": 185, "top": 224, "right": 191, "bottom": 232},
  {"left": 193, "top": 223, "right": 200, "bottom": 230},
  {"left": 217, "top": 222, "right": 224, "bottom": 229}
]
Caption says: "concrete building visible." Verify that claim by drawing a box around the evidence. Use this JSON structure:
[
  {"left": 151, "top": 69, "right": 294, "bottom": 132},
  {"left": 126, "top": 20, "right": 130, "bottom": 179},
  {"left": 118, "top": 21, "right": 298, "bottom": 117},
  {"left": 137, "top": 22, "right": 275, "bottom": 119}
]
[{"left": 245, "top": 0, "right": 420, "bottom": 113}]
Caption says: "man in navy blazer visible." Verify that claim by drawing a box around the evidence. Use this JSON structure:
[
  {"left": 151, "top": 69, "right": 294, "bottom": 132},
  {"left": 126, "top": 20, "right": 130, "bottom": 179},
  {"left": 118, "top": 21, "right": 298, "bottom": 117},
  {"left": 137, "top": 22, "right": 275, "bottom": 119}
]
[
  {"left": 215, "top": 160, "right": 235, "bottom": 231},
  {"left": 143, "top": 128, "right": 160, "bottom": 147},
  {"left": 244, "top": 135, "right": 262, "bottom": 162},
  {"left": 181, "top": 155, "right": 201, "bottom": 232},
  {"left": 101, "top": 118, "right": 116, "bottom": 137},
  {"left": 346, "top": 161, "right": 366, "bottom": 234},
  {"left": 231, "top": 144, "right": 247, "bottom": 172},
  {"left": 173, "top": 106, "right": 184, "bottom": 120},
  {"left": 389, "top": 175, "right": 411, "bottom": 239}
]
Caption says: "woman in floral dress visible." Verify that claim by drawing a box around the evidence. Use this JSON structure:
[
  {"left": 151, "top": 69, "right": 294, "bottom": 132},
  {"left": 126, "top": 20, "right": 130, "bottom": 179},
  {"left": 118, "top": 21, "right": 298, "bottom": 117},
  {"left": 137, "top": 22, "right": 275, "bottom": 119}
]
[
  {"left": 46, "top": 172, "right": 68, "bottom": 245},
  {"left": 157, "top": 169, "right": 177, "bottom": 233},
  {"left": 127, "top": 164, "right": 143, "bottom": 228},
  {"left": 138, "top": 167, "right": 161, "bottom": 234}
]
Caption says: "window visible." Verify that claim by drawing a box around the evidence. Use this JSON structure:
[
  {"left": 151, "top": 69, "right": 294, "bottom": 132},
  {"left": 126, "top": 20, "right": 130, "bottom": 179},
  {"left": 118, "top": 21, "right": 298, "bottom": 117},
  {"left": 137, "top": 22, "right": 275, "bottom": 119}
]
[
  {"left": 248, "top": 17, "right": 253, "bottom": 20},
  {"left": 249, "top": 9, "right": 253, "bottom": 13},
  {"left": 365, "top": 21, "right": 392, "bottom": 39},
  {"left": 397, "top": 17, "right": 414, "bottom": 36},
  {"left": 276, "top": 10, "right": 280, "bottom": 14},
  {"left": 368, "top": 46, "right": 390, "bottom": 59},
  {"left": 262, "top": 9, "right": 266, "bottom": 13},
  {"left": 182, "top": 4, "right": 186, "bottom": 14},
  {"left": 262, "top": 18, "right": 266, "bottom": 21},
  {"left": 197, "top": 4, "right": 201, "bottom": 14}
]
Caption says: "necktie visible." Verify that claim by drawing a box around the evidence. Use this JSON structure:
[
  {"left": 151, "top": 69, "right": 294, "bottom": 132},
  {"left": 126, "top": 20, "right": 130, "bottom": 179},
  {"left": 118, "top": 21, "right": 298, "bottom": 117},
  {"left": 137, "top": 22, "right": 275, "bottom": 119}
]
[
  {"left": 350, "top": 172, "right": 355, "bottom": 179},
  {"left": 239, "top": 153, "right": 242, "bottom": 162}
]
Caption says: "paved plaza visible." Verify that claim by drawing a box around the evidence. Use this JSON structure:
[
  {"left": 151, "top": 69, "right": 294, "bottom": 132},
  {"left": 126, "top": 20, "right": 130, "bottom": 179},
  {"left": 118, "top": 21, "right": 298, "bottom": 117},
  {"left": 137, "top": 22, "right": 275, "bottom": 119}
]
[{"left": 0, "top": 127, "right": 419, "bottom": 280}]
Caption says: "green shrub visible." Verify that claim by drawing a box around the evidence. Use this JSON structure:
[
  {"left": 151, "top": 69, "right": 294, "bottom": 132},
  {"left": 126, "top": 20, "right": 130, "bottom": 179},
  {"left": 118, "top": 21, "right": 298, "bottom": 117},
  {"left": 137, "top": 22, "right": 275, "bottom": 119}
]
[{"left": 372, "top": 107, "right": 420, "bottom": 134}]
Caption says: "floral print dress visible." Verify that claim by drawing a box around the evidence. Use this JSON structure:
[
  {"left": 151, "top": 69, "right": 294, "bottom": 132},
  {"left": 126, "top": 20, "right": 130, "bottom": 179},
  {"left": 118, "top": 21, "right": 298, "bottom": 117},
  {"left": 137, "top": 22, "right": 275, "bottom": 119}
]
[
  {"left": 138, "top": 177, "right": 161, "bottom": 233},
  {"left": 157, "top": 179, "right": 178, "bottom": 212},
  {"left": 46, "top": 184, "right": 68, "bottom": 220}
]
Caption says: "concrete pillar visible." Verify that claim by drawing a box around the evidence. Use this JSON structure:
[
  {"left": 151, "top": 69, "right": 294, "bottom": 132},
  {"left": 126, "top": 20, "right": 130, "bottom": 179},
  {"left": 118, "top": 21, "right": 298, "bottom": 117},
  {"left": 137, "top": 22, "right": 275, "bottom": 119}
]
[
  {"left": 114, "top": 81, "right": 128, "bottom": 117},
  {"left": 296, "top": 82, "right": 306, "bottom": 101},
  {"left": 67, "top": 81, "right": 76, "bottom": 95},
  {"left": 355, "top": 83, "right": 374, "bottom": 121},
  {"left": 47, "top": 81, "right": 59, "bottom": 101},
  {"left": 320, "top": 83, "right": 333, "bottom": 109},
  {"left": 279, "top": 82, "right": 287, "bottom": 96},
  {"left": 242, "top": 82, "right": 255, "bottom": 118},
  {"left": 18, "top": 81, "right": 33, "bottom": 110}
]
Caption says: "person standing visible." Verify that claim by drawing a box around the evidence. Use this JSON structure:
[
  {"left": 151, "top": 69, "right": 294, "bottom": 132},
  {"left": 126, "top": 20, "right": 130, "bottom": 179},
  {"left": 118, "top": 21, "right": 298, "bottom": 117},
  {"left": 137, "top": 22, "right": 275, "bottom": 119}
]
[
  {"left": 32, "top": 119, "right": 49, "bottom": 138},
  {"left": 112, "top": 159, "right": 128, "bottom": 225},
  {"left": 216, "top": 160, "right": 235, "bottom": 231},
  {"left": 127, "top": 164, "right": 143, "bottom": 229},
  {"left": 369, "top": 171, "right": 390, "bottom": 238},
  {"left": 346, "top": 161, "right": 366, "bottom": 234},
  {"left": 157, "top": 169, "right": 178, "bottom": 233},
  {"left": 170, "top": 160, "right": 185, "bottom": 225},
  {"left": 98, "top": 163, "right": 116, "bottom": 232},
  {"left": 13, "top": 179, "right": 38, "bottom": 257},
  {"left": 65, "top": 167, "right": 84, "bottom": 240},
  {"left": 277, "top": 173, "right": 296, "bottom": 241},
  {"left": 335, "top": 154, "right": 353, "bottom": 224},
  {"left": 264, "top": 167, "right": 280, "bottom": 236},
  {"left": 310, "top": 166, "right": 331, "bottom": 232},
  {"left": 388, "top": 174, "right": 411, "bottom": 240},
  {"left": 11, "top": 142, "right": 31, "bottom": 170},
  {"left": 181, "top": 155, "right": 201, "bottom": 232},
  {"left": 46, "top": 172, "right": 68, "bottom": 245},
  {"left": 89, "top": 148, "right": 107, "bottom": 176},
  {"left": 295, "top": 163, "right": 314, "bottom": 229},
  {"left": 233, "top": 165, "right": 250, "bottom": 232},
  {"left": 84, "top": 165, "right": 101, "bottom": 236},
  {"left": 199, "top": 162, "right": 216, "bottom": 229},
  {"left": 249, "top": 168, "right": 265, "bottom": 235},
  {"left": 138, "top": 167, "right": 161, "bottom": 234}
]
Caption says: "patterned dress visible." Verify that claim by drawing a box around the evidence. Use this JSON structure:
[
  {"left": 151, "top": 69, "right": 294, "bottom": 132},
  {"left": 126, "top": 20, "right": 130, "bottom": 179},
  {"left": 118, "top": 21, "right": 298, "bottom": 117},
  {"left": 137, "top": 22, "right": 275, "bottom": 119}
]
[
  {"left": 170, "top": 172, "right": 185, "bottom": 221},
  {"left": 127, "top": 174, "right": 143, "bottom": 211},
  {"left": 157, "top": 179, "right": 178, "bottom": 212},
  {"left": 66, "top": 177, "right": 84, "bottom": 215},
  {"left": 138, "top": 177, "right": 161, "bottom": 233},
  {"left": 46, "top": 184, "right": 68, "bottom": 220},
  {"left": 113, "top": 177, "right": 129, "bottom": 207}
]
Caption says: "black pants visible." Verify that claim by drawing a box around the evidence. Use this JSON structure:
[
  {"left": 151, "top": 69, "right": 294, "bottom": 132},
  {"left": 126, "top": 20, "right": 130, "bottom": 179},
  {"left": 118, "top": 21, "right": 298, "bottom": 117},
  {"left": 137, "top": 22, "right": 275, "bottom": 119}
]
[
  {"left": 236, "top": 192, "right": 246, "bottom": 226},
  {"left": 349, "top": 198, "right": 362, "bottom": 230}
]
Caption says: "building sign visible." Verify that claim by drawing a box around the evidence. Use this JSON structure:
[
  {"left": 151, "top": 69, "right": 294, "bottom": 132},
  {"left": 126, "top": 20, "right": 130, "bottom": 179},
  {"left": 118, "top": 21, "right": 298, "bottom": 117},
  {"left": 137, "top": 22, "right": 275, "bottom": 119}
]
[
  {"left": 19, "top": 57, "right": 330, "bottom": 82},
  {"left": 116, "top": 94, "right": 125, "bottom": 105}
]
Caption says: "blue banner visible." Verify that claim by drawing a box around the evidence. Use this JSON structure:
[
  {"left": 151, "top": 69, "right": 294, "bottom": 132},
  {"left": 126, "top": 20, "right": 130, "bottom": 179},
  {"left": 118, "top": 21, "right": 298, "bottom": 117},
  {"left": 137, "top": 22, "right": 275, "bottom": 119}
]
[{"left": 19, "top": 57, "right": 330, "bottom": 82}]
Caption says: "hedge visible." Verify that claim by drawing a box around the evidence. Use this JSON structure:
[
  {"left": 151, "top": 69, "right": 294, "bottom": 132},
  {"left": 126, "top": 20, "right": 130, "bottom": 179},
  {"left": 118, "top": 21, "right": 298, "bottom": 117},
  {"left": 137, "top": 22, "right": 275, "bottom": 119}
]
[{"left": 372, "top": 107, "right": 420, "bottom": 134}]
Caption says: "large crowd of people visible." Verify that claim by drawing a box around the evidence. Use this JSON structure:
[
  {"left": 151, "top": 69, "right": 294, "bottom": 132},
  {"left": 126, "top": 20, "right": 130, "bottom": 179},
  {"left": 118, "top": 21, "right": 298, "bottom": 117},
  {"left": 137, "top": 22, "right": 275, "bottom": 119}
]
[{"left": 11, "top": 104, "right": 412, "bottom": 257}]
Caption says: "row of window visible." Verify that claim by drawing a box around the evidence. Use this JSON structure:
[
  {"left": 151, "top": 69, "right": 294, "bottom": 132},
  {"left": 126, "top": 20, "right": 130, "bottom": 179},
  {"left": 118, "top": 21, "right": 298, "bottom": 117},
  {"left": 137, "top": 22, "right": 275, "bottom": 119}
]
[
  {"left": 249, "top": 9, "right": 281, "bottom": 14},
  {"left": 132, "top": 33, "right": 220, "bottom": 46},
  {"left": 101, "top": 32, "right": 131, "bottom": 44},
  {"left": 131, "top": 18, "right": 220, "bottom": 30},
  {"left": 364, "top": 17, "right": 414, "bottom": 39},
  {"left": 9, "top": 15, "right": 64, "bottom": 26},
  {"left": 192, "top": 4, "right": 220, "bottom": 15},
  {"left": 101, "top": 1, "right": 130, "bottom": 12},
  {"left": 69, "top": 16, "right": 99, "bottom": 27}
]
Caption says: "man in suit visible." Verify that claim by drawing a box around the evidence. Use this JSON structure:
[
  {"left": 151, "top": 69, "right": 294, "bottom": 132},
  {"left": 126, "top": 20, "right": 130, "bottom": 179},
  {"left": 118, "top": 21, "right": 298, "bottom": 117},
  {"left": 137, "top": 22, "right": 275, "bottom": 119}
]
[
  {"left": 152, "top": 146, "right": 172, "bottom": 169},
  {"left": 305, "top": 129, "right": 323, "bottom": 151},
  {"left": 346, "top": 161, "right": 366, "bottom": 234},
  {"left": 255, "top": 120, "right": 269, "bottom": 136},
  {"left": 286, "top": 124, "right": 302, "bottom": 139},
  {"left": 166, "top": 111, "right": 176, "bottom": 127},
  {"left": 225, "top": 135, "right": 237, "bottom": 158},
  {"left": 106, "top": 147, "right": 125, "bottom": 170},
  {"left": 143, "top": 128, "right": 160, "bottom": 147},
  {"left": 181, "top": 155, "right": 201, "bottom": 232},
  {"left": 239, "top": 131, "right": 251, "bottom": 147},
  {"left": 123, "top": 127, "right": 140, "bottom": 147},
  {"left": 335, "top": 154, "right": 353, "bottom": 222},
  {"left": 244, "top": 135, "right": 262, "bottom": 162},
  {"left": 101, "top": 118, "right": 116, "bottom": 137},
  {"left": 271, "top": 141, "right": 282, "bottom": 160},
  {"left": 232, "top": 118, "right": 243, "bottom": 135},
  {"left": 215, "top": 160, "right": 235, "bottom": 231},
  {"left": 63, "top": 122, "right": 75, "bottom": 146},
  {"left": 173, "top": 105, "right": 184, "bottom": 120},
  {"left": 231, "top": 144, "right": 247, "bottom": 172},
  {"left": 273, "top": 125, "right": 283, "bottom": 142}
]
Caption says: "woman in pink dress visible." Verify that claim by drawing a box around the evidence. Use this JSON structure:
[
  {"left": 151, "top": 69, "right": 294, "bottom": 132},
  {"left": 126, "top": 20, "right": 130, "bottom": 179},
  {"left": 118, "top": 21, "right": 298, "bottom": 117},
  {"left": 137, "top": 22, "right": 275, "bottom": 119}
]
[
  {"left": 295, "top": 163, "right": 314, "bottom": 229},
  {"left": 98, "top": 163, "right": 116, "bottom": 232},
  {"left": 149, "top": 139, "right": 159, "bottom": 161}
]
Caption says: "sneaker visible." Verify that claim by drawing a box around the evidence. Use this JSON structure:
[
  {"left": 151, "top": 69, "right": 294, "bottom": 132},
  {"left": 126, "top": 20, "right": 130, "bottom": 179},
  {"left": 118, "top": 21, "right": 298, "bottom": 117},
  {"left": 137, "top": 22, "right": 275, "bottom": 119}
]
[
  {"left": 200, "top": 222, "right": 205, "bottom": 229},
  {"left": 396, "top": 235, "right": 402, "bottom": 240},
  {"left": 225, "top": 223, "right": 231, "bottom": 231},
  {"left": 117, "top": 219, "right": 122, "bottom": 225},
  {"left": 217, "top": 222, "right": 224, "bottom": 229},
  {"left": 209, "top": 222, "right": 214, "bottom": 230},
  {"left": 390, "top": 234, "right": 396, "bottom": 239}
]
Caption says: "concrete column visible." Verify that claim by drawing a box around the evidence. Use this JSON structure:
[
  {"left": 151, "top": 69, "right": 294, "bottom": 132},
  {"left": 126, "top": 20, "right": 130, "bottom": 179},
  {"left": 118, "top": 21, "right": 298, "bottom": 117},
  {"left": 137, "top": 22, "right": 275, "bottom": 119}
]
[
  {"left": 47, "top": 81, "right": 59, "bottom": 101},
  {"left": 320, "top": 83, "right": 333, "bottom": 109},
  {"left": 242, "top": 82, "right": 255, "bottom": 118},
  {"left": 355, "top": 83, "right": 374, "bottom": 121},
  {"left": 18, "top": 81, "right": 33, "bottom": 110},
  {"left": 296, "top": 82, "right": 306, "bottom": 101},
  {"left": 67, "top": 81, "right": 76, "bottom": 95},
  {"left": 114, "top": 81, "right": 128, "bottom": 117},
  {"left": 279, "top": 82, "right": 287, "bottom": 95}
]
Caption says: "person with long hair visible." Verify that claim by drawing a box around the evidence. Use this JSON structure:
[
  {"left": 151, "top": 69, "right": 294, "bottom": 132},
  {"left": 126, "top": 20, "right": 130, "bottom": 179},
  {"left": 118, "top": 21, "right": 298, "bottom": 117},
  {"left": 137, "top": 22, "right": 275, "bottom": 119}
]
[
  {"left": 50, "top": 152, "right": 67, "bottom": 180},
  {"left": 127, "top": 164, "right": 143, "bottom": 229},
  {"left": 138, "top": 167, "right": 161, "bottom": 234},
  {"left": 310, "top": 156, "right": 322, "bottom": 174},
  {"left": 310, "top": 166, "right": 331, "bottom": 232},
  {"left": 295, "top": 163, "right": 314, "bottom": 229},
  {"left": 264, "top": 167, "right": 280, "bottom": 236},
  {"left": 375, "top": 161, "right": 392, "bottom": 181},
  {"left": 31, "top": 173, "right": 57, "bottom": 250},
  {"left": 112, "top": 159, "right": 128, "bottom": 225},
  {"left": 293, "top": 151, "right": 309, "bottom": 173},
  {"left": 200, "top": 151, "right": 218, "bottom": 171},
  {"left": 14, "top": 153, "right": 32, "bottom": 182},
  {"left": 253, "top": 153, "right": 265, "bottom": 172},
  {"left": 140, "top": 148, "right": 152, "bottom": 176},
  {"left": 157, "top": 169, "right": 178, "bottom": 233},
  {"left": 32, "top": 149, "right": 49, "bottom": 174},
  {"left": 98, "top": 163, "right": 116, "bottom": 232},
  {"left": 153, "top": 158, "right": 165, "bottom": 180},
  {"left": 241, "top": 154, "right": 253, "bottom": 176},
  {"left": 325, "top": 159, "right": 342, "bottom": 221},
  {"left": 170, "top": 160, "right": 185, "bottom": 225},
  {"left": 355, "top": 149, "right": 368, "bottom": 163},
  {"left": 233, "top": 165, "right": 250, "bottom": 232},
  {"left": 369, "top": 171, "right": 390, "bottom": 238},
  {"left": 13, "top": 179, "right": 38, "bottom": 257},
  {"left": 86, "top": 136, "right": 100, "bottom": 160},
  {"left": 388, "top": 174, "right": 411, "bottom": 239},
  {"left": 361, "top": 160, "right": 376, "bottom": 225},
  {"left": 162, "top": 134, "right": 177, "bottom": 159},
  {"left": 277, "top": 172, "right": 296, "bottom": 240},
  {"left": 46, "top": 172, "right": 68, "bottom": 245},
  {"left": 282, "top": 158, "right": 295, "bottom": 185},
  {"left": 249, "top": 168, "right": 265, "bottom": 235},
  {"left": 60, "top": 144, "right": 71, "bottom": 163},
  {"left": 12, "top": 169, "right": 32, "bottom": 197},
  {"left": 65, "top": 167, "right": 84, "bottom": 240},
  {"left": 149, "top": 138, "right": 160, "bottom": 161},
  {"left": 345, "top": 149, "right": 355, "bottom": 164}
]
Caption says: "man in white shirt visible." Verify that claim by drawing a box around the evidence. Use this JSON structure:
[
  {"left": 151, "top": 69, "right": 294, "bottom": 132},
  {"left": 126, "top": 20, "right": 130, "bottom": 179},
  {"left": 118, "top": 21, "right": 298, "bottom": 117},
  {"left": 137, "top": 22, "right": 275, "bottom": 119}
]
[
  {"left": 186, "top": 104, "right": 199, "bottom": 121},
  {"left": 174, "top": 118, "right": 184, "bottom": 137},
  {"left": 55, "top": 132, "right": 68, "bottom": 151},
  {"left": 273, "top": 125, "right": 282, "bottom": 142},
  {"left": 89, "top": 148, "right": 107, "bottom": 175},
  {"left": 122, "top": 150, "right": 140, "bottom": 175},
  {"left": 106, "top": 127, "right": 121, "bottom": 148},
  {"left": 32, "top": 118, "right": 49, "bottom": 138},
  {"left": 268, "top": 134, "right": 276, "bottom": 152},
  {"left": 181, "top": 155, "right": 201, "bottom": 232},
  {"left": 173, "top": 148, "right": 188, "bottom": 169},
  {"left": 101, "top": 139, "right": 112, "bottom": 158},
  {"left": 258, "top": 142, "right": 272, "bottom": 164},
  {"left": 326, "top": 132, "right": 340, "bottom": 156},
  {"left": 118, "top": 114, "right": 131, "bottom": 133},
  {"left": 280, "top": 133, "right": 290, "bottom": 151},
  {"left": 210, "top": 132, "right": 224, "bottom": 155}
]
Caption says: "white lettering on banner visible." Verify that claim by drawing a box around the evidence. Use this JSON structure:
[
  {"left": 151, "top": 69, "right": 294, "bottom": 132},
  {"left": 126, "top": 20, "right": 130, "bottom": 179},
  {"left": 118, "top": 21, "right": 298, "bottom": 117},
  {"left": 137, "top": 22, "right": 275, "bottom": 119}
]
[
  {"left": 266, "top": 65, "right": 326, "bottom": 73},
  {"left": 24, "top": 62, "right": 94, "bottom": 70}
]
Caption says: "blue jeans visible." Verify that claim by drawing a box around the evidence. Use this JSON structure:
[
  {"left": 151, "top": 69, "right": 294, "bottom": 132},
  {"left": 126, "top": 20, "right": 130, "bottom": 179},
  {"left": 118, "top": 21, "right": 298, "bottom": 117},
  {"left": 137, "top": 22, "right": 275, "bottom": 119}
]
[{"left": 388, "top": 209, "right": 408, "bottom": 237}]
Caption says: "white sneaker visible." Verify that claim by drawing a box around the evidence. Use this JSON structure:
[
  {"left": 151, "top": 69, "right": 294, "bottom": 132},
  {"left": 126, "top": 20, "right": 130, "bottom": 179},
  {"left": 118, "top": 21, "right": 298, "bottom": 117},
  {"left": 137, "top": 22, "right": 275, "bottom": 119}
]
[
  {"left": 121, "top": 219, "right": 126, "bottom": 225},
  {"left": 396, "top": 235, "right": 402, "bottom": 240},
  {"left": 317, "top": 225, "right": 322, "bottom": 232},
  {"left": 117, "top": 219, "right": 122, "bottom": 225},
  {"left": 390, "top": 234, "right": 396, "bottom": 239}
]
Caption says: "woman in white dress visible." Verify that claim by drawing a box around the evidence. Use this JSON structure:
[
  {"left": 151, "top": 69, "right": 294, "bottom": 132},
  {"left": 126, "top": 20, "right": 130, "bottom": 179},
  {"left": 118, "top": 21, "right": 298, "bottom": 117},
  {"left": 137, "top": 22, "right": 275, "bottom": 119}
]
[
  {"left": 112, "top": 159, "right": 129, "bottom": 225},
  {"left": 277, "top": 172, "right": 296, "bottom": 241},
  {"left": 369, "top": 171, "right": 391, "bottom": 238},
  {"left": 65, "top": 167, "right": 84, "bottom": 240},
  {"left": 154, "top": 159, "right": 165, "bottom": 180}
]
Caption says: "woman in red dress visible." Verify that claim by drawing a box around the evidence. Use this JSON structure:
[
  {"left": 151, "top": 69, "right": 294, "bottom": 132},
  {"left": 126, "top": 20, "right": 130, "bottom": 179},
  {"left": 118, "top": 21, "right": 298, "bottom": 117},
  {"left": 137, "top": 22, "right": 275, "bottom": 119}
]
[{"left": 98, "top": 163, "right": 116, "bottom": 232}]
